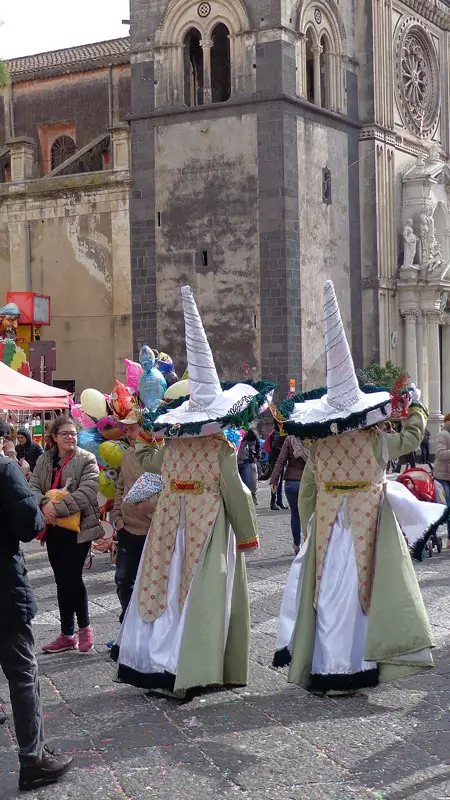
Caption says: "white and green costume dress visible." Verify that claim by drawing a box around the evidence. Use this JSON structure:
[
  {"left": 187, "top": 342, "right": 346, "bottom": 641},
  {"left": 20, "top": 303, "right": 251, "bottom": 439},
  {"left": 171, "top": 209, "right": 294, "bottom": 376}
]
[
  {"left": 113, "top": 434, "right": 258, "bottom": 696},
  {"left": 274, "top": 406, "right": 445, "bottom": 693}
]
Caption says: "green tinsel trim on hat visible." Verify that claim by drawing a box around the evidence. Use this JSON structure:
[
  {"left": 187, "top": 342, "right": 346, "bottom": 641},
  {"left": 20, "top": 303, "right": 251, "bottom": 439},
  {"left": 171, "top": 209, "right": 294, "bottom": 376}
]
[
  {"left": 141, "top": 380, "right": 275, "bottom": 438},
  {"left": 278, "top": 383, "right": 392, "bottom": 441}
]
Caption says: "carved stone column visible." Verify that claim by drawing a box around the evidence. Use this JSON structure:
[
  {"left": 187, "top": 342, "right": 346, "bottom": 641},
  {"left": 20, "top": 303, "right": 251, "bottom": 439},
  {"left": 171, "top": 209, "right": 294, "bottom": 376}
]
[
  {"left": 296, "top": 34, "right": 306, "bottom": 98},
  {"left": 416, "top": 311, "right": 428, "bottom": 408},
  {"left": 442, "top": 323, "right": 450, "bottom": 414},
  {"left": 401, "top": 309, "right": 418, "bottom": 385},
  {"left": 200, "top": 39, "right": 213, "bottom": 105},
  {"left": 312, "top": 45, "right": 323, "bottom": 106},
  {"left": 425, "top": 311, "right": 442, "bottom": 435}
]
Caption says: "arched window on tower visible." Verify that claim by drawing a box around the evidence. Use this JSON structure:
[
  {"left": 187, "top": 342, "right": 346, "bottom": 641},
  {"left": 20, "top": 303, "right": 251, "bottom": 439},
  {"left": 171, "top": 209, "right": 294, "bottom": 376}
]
[
  {"left": 299, "top": 1, "right": 347, "bottom": 113},
  {"left": 184, "top": 28, "right": 204, "bottom": 107},
  {"left": 51, "top": 135, "right": 77, "bottom": 170},
  {"left": 211, "top": 23, "right": 231, "bottom": 103},
  {"left": 305, "top": 29, "right": 315, "bottom": 104}
]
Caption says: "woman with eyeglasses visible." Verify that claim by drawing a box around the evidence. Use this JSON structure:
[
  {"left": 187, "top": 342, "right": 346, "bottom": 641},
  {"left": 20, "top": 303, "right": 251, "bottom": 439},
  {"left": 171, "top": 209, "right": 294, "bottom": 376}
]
[{"left": 29, "top": 417, "right": 103, "bottom": 654}]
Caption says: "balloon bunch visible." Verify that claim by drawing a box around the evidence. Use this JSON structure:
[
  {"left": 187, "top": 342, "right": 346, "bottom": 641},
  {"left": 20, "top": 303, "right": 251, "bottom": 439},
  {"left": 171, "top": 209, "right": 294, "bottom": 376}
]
[
  {"left": 71, "top": 387, "right": 134, "bottom": 503},
  {"left": 73, "top": 346, "right": 181, "bottom": 502}
]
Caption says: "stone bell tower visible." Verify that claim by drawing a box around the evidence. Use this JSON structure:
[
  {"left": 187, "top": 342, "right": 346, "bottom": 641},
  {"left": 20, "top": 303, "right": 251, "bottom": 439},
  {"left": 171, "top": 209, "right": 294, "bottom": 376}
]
[{"left": 129, "top": 0, "right": 361, "bottom": 393}]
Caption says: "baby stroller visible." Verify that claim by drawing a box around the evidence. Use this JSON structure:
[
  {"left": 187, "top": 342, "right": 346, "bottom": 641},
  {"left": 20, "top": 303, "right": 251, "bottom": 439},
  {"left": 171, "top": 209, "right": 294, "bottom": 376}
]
[{"left": 397, "top": 468, "right": 444, "bottom": 556}]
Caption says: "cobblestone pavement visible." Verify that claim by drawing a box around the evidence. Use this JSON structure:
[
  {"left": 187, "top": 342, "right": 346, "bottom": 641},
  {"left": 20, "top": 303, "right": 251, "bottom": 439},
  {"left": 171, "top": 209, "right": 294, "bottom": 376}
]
[{"left": 1, "top": 484, "right": 449, "bottom": 800}]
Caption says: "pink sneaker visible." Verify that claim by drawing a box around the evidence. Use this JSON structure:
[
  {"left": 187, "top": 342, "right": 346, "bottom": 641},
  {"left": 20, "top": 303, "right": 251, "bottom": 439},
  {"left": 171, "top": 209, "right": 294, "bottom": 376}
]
[
  {"left": 78, "top": 626, "right": 94, "bottom": 653},
  {"left": 42, "top": 634, "right": 77, "bottom": 654}
]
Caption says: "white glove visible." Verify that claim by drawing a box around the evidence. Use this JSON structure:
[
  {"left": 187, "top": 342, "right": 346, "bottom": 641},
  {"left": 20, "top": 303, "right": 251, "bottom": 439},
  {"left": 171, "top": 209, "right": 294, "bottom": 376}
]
[{"left": 409, "top": 384, "right": 421, "bottom": 404}]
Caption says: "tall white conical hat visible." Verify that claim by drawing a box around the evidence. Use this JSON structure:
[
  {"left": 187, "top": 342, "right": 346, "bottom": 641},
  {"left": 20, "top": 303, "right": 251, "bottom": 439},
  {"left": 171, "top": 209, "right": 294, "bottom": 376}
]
[
  {"left": 324, "top": 280, "right": 363, "bottom": 411},
  {"left": 280, "top": 280, "right": 391, "bottom": 438},
  {"left": 182, "top": 285, "right": 222, "bottom": 411},
  {"left": 147, "top": 286, "right": 274, "bottom": 438}
]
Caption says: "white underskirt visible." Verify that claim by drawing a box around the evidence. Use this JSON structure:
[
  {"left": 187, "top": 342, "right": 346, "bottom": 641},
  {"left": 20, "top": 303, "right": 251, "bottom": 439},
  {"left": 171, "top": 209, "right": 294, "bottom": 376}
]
[
  {"left": 116, "top": 497, "right": 236, "bottom": 676},
  {"left": 311, "top": 502, "right": 376, "bottom": 676},
  {"left": 276, "top": 486, "right": 437, "bottom": 677},
  {"left": 276, "top": 500, "right": 375, "bottom": 676}
]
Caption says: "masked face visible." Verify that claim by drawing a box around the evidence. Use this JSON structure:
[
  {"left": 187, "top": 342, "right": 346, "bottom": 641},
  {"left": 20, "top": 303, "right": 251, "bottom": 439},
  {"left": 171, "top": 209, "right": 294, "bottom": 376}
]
[{"left": 0, "top": 315, "right": 18, "bottom": 340}]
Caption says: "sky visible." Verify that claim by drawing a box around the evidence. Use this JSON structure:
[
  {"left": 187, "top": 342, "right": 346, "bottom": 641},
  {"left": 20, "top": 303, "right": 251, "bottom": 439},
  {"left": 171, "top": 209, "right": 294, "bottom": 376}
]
[{"left": 0, "top": 0, "right": 130, "bottom": 59}]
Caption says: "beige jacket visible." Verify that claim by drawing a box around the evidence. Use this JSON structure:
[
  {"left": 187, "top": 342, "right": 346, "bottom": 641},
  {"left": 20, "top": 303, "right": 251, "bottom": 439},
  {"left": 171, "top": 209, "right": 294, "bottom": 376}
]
[
  {"left": 29, "top": 447, "right": 103, "bottom": 544},
  {"left": 434, "top": 425, "right": 450, "bottom": 482},
  {"left": 110, "top": 446, "right": 158, "bottom": 536}
]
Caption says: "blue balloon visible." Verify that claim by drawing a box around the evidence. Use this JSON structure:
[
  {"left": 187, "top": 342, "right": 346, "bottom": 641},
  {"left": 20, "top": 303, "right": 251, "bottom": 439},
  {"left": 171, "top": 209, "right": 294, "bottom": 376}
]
[
  {"left": 77, "top": 427, "right": 107, "bottom": 467},
  {"left": 138, "top": 345, "right": 167, "bottom": 411}
]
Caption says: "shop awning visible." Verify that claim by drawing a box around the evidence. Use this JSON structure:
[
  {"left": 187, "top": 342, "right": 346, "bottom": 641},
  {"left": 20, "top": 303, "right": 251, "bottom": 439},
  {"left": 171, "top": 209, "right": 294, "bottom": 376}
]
[{"left": 0, "top": 361, "right": 70, "bottom": 410}]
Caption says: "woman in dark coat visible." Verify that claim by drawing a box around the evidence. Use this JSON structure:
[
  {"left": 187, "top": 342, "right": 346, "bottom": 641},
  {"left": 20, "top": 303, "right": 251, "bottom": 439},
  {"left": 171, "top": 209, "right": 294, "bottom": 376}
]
[{"left": 16, "top": 429, "right": 43, "bottom": 472}]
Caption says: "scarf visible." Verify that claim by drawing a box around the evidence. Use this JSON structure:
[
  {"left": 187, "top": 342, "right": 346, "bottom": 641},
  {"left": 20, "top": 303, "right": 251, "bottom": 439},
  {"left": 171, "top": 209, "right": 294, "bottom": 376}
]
[{"left": 290, "top": 436, "right": 309, "bottom": 463}]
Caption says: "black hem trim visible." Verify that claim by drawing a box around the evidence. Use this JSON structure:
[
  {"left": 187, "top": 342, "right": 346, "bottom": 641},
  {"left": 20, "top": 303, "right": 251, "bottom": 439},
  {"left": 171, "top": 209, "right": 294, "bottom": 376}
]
[
  {"left": 309, "top": 667, "right": 379, "bottom": 692},
  {"left": 272, "top": 647, "right": 292, "bottom": 668},
  {"left": 115, "top": 662, "right": 176, "bottom": 692},
  {"left": 410, "top": 506, "right": 449, "bottom": 562}
]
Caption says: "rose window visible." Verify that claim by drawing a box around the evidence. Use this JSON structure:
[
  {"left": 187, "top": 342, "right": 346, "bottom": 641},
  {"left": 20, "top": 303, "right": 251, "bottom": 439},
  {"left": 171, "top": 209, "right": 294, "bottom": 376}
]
[{"left": 395, "top": 22, "right": 440, "bottom": 138}]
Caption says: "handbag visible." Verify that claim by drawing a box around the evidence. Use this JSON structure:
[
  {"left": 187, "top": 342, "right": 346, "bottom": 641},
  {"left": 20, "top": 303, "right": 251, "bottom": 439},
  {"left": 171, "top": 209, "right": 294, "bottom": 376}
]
[{"left": 37, "top": 453, "right": 80, "bottom": 540}]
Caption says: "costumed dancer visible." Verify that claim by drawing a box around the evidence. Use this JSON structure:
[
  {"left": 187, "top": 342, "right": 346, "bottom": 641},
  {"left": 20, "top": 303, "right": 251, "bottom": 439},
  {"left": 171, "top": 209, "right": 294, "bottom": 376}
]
[
  {"left": 273, "top": 280, "right": 446, "bottom": 694},
  {"left": 112, "top": 285, "right": 274, "bottom": 698}
]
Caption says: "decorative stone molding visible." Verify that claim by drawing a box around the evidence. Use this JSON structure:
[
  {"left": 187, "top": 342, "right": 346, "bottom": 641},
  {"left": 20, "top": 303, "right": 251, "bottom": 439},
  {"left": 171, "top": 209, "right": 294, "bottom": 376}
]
[
  {"left": 394, "top": 18, "right": 440, "bottom": 139},
  {"left": 401, "top": 308, "right": 419, "bottom": 320},
  {"left": 156, "top": 0, "right": 249, "bottom": 44},
  {"left": 399, "top": 0, "right": 450, "bottom": 30}
]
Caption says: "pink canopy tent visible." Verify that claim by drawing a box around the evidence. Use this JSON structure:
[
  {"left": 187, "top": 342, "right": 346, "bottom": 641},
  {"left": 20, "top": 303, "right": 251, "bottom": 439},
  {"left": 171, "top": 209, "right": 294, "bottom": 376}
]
[{"left": 0, "top": 361, "right": 70, "bottom": 410}]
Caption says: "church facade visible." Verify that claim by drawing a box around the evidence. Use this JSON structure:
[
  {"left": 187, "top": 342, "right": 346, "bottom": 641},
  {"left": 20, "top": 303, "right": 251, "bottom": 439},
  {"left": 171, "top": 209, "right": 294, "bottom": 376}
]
[{"left": 129, "top": 0, "right": 450, "bottom": 429}]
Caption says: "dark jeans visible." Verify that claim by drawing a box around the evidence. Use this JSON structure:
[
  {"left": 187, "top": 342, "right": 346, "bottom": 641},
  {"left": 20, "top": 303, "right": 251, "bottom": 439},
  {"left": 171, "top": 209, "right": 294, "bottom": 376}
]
[
  {"left": 271, "top": 467, "right": 285, "bottom": 506},
  {"left": 46, "top": 528, "right": 91, "bottom": 636},
  {"left": 0, "top": 623, "right": 45, "bottom": 764},
  {"left": 284, "top": 480, "right": 301, "bottom": 546},
  {"left": 115, "top": 529, "right": 146, "bottom": 623},
  {"left": 239, "top": 462, "right": 252, "bottom": 492},
  {"left": 421, "top": 441, "right": 431, "bottom": 465}
]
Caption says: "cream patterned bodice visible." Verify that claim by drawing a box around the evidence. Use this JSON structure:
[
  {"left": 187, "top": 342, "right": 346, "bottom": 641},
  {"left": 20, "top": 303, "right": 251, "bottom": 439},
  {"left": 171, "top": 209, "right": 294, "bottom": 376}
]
[
  {"left": 138, "top": 437, "right": 222, "bottom": 623},
  {"left": 313, "top": 429, "right": 385, "bottom": 614}
]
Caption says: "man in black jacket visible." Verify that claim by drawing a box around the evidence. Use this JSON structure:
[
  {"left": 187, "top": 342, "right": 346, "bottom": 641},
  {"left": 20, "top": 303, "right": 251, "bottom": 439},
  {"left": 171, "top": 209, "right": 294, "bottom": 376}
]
[{"left": 0, "top": 421, "right": 73, "bottom": 791}]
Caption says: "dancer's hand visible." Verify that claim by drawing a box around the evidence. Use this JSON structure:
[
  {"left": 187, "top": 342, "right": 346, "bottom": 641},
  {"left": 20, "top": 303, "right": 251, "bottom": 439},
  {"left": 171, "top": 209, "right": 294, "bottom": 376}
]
[{"left": 409, "top": 384, "right": 421, "bottom": 403}]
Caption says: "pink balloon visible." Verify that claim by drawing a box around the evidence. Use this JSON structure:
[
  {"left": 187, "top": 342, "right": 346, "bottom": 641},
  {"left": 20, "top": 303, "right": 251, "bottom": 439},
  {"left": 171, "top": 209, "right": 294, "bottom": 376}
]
[
  {"left": 71, "top": 404, "right": 96, "bottom": 428},
  {"left": 123, "top": 358, "right": 143, "bottom": 394}
]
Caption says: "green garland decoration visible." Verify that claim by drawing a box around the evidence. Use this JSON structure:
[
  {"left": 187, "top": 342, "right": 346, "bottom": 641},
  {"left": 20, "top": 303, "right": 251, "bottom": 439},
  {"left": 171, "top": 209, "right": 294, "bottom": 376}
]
[{"left": 141, "top": 380, "right": 276, "bottom": 438}]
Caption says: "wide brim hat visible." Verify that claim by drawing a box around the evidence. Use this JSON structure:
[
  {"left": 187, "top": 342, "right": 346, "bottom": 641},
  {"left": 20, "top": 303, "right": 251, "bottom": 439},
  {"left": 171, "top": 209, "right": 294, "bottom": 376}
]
[
  {"left": 278, "top": 281, "right": 391, "bottom": 439},
  {"left": 141, "top": 286, "right": 274, "bottom": 438}
]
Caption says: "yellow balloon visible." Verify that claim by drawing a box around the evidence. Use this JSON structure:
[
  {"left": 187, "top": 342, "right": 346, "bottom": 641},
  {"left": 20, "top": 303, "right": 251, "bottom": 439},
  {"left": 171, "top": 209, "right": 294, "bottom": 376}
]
[
  {"left": 98, "top": 441, "right": 125, "bottom": 468},
  {"left": 164, "top": 379, "right": 189, "bottom": 401},
  {"left": 80, "top": 388, "right": 108, "bottom": 421},
  {"left": 99, "top": 471, "right": 116, "bottom": 499}
]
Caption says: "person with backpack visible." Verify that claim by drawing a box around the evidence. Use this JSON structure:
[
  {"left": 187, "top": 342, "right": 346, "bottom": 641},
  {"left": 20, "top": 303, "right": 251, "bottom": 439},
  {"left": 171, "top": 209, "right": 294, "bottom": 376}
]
[{"left": 0, "top": 420, "right": 73, "bottom": 790}]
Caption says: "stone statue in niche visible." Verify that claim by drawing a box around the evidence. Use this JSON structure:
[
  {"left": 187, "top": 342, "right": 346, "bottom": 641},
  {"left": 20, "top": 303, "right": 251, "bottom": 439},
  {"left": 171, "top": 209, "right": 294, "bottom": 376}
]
[
  {"left": 419, "top": 210, "right": 430, "bottom": 263},
  {"left": 402, "top": 219, "right": 418, "bottom": 267},
  {"left": 419, "top": 207, "right": 443, "bottom": 273}
]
